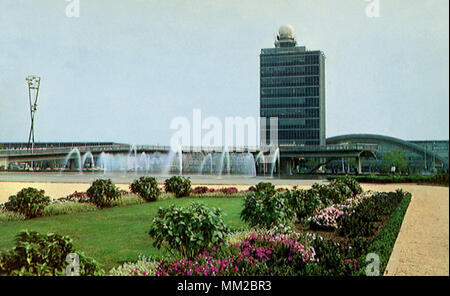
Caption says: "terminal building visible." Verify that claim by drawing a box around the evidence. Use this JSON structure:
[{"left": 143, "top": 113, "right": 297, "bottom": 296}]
[
  {"left": 259, "top": 25, "right": 448, "bottom": 174},
  {"left": 260, "top": 25, "right": 326, "bottom": 146}
]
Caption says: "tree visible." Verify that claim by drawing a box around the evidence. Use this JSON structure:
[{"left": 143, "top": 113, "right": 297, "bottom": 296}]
[{"left": 382, "top": 149, "right": 408, "bottom": 173}]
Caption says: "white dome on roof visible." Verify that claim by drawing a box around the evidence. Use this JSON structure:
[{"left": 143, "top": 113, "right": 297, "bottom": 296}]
[{"left": 278, "top": 25, "right": 294, "bottom": 38}]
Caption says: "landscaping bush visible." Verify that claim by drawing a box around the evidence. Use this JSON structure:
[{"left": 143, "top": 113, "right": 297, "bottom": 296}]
[
  {"left": 334, "top": 176, "right": 363, "bottom": 197},
  {"left": 309, "top": 205, "right": 346, "bottom": 231},
  {"left": 0, "top": 230, "right": 103, "bottom": 276},
  {"left": 164, "top": 176, "right": 192, "bottom": 198},
  {"left": 130, "top": 176, "right": 161, "bottom": 202},
  {"left": 241, "top": 190, "right": 295, "bottom": 229},
  {"left": 304, "top": 237, "right": 370, "bottom": 276},
  {"left": 337, "top": 190, "right": 406, "bottom": 238},
  {"left": 60, "top": 191, "right": 90, "bottom": 203},
  {"left": 337, "top": 214, "right": 377, "bottom": 238},
  {"left": 349, "top": 173, "right": 449, "bottom": 186},
  {"left": 248, "top": 182, "right": 277, "bottom": 197},
  {"left": 149, "top": 202, "right": 231, "bottom": 258},
  {"left": 285, "top": 189, "right": 324, "bottom": 222},
  {"left": 4, "top": 187, "right": 51, "bottom": 219},
  {"left": 311, "top": 183, "right": 343, "bottom": 205},
  {"left": 363, "top": 191, "right": 412, "bottom": 275},
  {"left": 86, "top": 178, "right": 121, "bottom": 208}
]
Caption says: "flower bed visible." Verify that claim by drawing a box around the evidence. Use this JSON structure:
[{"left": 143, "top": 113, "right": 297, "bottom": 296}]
[
  {"left": 154, "top": 232, "right": 316, "bottom": 276},
  {"left": 193, "top": 186, "right": 240, "bottom": 195},
  {"left": 308, "top": 205, "right": 346, "bottom": 230}
]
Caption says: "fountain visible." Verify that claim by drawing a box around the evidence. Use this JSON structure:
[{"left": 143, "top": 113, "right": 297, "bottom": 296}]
[
  {"left": 198, "top": 153, "right": 213, "bottom": 175},
  {"left": 270, "top": 147, "right": 280, "bottom": 177},
  {"left": 60, "top": 145, "right": 269, "bottom": 178},
  {"left": 81, "top": 151, "right": 95, "bottom": 169},
  {"left": 217, "top": 147, "right": 230, "bottom": 176},
  {"left": 255, "top": 151, "right": 266, "bottom": 176},
  {"left": 163, "top": 145, "right": 182, "bottom": 175},
  {"left": 62, "top": 148, "right": 82, "bottom": 173},
  {"left": 127, "top": 144, "right": 138, "bottom": 173}
]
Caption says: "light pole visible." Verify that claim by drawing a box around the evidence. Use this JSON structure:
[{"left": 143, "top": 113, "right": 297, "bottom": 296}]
[{"left": 26, "top": 75, "right": 41, "bottom": 170}]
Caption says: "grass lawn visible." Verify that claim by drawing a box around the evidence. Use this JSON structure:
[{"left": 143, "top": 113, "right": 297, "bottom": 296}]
[{"left": 0, "top": 196, "right": 245, "bottom": 271}]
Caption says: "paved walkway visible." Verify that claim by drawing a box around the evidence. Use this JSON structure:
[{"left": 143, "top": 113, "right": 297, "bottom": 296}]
[{"left": 360, "top": 184, "right": 450, "bottom": 276}]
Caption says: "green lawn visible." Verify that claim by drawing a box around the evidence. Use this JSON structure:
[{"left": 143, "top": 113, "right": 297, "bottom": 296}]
[{"left": 0, "top": 197, "right": 245, "bottom": 271}]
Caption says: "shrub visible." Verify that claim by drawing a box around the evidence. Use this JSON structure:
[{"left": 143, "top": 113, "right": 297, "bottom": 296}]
[
  {"left": 337, "top": 190, "right": 406, "bottom": 238},
  {"left": 305, "top": 237, "right": 370, "bottom": 276},
  {"left": 335, "top": 176, "right": 363, "bottom": 197},
  {"left": 149, "top": 202, "right": 231, "bottom": 258},
  {"left": 285, "top": 189, "right": 324, "bottom": 222},
  {"left": 4, "top": 187, "right": 51, "bottom": 219},
  {"left": 164, "top": 176, "right": 192, "bottom": 198},
  {"left": 311, "top": 183, "right": 351, "bottom": 205},
  {"left": 330, "top": 182, "right": 354, "bottom": 201},
  {"left": 0, "top": 230, "right": 103, "bottom": 276},
  {"left": 311, "top": 183, "right": 340, "bottom": 205},
  {"left": 337, "top": 214, "right": 377, "bottom": 238},
  {"left": 86, "top": 179, "right": 121, "bottom": 208},
  {"left": 248, "top": 182, "right": 277, "bottom": 197},
  {"left": 61, "top": 191, "right": 90, "bottom": 203},
  {"left": 309, "top": 205, "right": 346, "bottom": 231},
  {"left": 130, "top": 176, "right": 161, "bottom": 202},
  {"left": 364, "top": 191, "right": 412, "bottom": 275},
  {"left": 241, "top": 190, "right": 295, "bottom": 229}
]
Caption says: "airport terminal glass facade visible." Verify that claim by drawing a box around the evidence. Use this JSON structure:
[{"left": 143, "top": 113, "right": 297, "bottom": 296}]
[
  {"left": 326, "top": 135, "right": 449, "bottom": 173},
  {"left": 260, "top": 25, "right": 326, "bottom": 146}
]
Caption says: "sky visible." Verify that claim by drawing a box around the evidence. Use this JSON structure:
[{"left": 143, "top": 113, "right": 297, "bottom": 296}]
[{"left": 0, "top": 0, "right": 448, "bottom": 146}]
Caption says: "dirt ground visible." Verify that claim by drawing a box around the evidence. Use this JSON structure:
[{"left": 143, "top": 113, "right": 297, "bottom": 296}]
[{"left": 0, "top": 181, "right": 448, "bottom": 276}]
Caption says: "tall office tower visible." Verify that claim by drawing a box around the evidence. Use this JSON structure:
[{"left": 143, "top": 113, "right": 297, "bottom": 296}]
[{"left": 260, "top": 25, "right": 326, "bottom": 146}]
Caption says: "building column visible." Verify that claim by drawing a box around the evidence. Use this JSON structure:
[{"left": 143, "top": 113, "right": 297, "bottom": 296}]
[
  {"left": 281, "top": 158, "right": 292, "bottom": 176},
  {"left": 357, "top": 156, "right": 362, "bottom": 174}
]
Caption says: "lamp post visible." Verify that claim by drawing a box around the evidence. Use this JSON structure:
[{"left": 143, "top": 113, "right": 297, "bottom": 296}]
[{"left": 26, "top": 75, "right": 41, "bottom": 170}]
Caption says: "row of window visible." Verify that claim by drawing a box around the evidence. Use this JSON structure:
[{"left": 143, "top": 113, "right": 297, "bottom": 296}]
[
  {"left": 260, "top": 76, "right": 319, "bottom": 88},
  {"left": 261, "top": 87, "right": 319, "bottom": 98},
  {"left": 260, "top": 54, "right": 320, "bottom": 67},
  {"left": 261, "top": 97, "right": 320, "bottom": 108},
  {"left": 279, "top": 120, "right": 320, "bottom": 129},
  {"left": 278, "top": 130, "right": 320, "bottom": 140},
  {"left": 261, "top": 108, "right": 320, "bottom": 118},
  {"left": 278, "top": 140, "right": 321, "bottom": 145},
  {"left": 261, "top": 97, "right": 319, "bottom": 106},
  {"left": 261, "top": 65, "right": 320, "bottom": 77}
]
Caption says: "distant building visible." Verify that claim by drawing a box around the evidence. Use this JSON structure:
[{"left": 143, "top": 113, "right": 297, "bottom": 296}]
[
  {"left": 327, "top": 134, "right": 449, "bottom": 173},
  {"left": 260, "top": 25, "right": 326, "bottom": 146}
]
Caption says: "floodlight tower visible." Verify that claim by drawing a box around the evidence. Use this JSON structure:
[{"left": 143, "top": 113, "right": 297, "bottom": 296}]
[{"left": 26, "top": 76, "right": 41, "bottom": 155}]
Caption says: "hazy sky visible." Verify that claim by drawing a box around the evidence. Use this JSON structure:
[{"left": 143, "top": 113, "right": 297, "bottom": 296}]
[{"left": 0, "top": 0, "right": 448, "bottom": 145}]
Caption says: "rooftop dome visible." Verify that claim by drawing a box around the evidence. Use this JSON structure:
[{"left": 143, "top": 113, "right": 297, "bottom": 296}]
[{"left": 278, "top": 25, "right": 294, "bottom": 39}]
